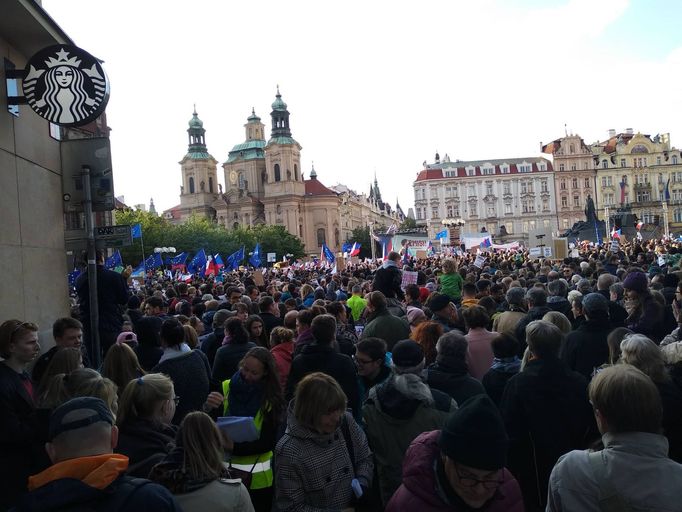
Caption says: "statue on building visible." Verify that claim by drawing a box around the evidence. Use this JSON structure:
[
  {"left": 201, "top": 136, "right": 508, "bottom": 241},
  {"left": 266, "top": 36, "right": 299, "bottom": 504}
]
[{"left": 585, "top": 194, "right": 597, "bottom": 223}]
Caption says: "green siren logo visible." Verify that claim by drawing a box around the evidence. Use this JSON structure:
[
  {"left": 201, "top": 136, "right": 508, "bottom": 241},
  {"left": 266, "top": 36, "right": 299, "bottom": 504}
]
[{"left": 23, "top": 45, "right": 110, "bottom": 127}]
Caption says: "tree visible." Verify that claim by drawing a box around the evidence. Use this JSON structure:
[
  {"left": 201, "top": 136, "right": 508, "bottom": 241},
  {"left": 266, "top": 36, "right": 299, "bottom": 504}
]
[
  {"left": 114, "top": 209, "right": 171, "bottom": 266},
  {"left": 400, "top": 217, "right": 417, "bottom": 230},
  {"left": 346, "top": 226, "right": 375, "bottom": 259}
]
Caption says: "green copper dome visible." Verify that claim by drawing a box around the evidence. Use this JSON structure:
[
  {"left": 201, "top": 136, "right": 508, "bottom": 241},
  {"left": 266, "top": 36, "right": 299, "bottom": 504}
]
[
  {"left": 247, "top": 107, "right": 261, "bottom": 122},
  {"left": 189, "top": 110, "right": 203, "bottom": 129},
  {"left": 271, "top": 86, "right": 287, "bottom": 111}
]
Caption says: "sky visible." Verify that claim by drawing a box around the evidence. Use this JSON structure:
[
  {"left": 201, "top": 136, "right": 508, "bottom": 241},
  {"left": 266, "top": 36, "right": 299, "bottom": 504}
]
[{"left": 42, "top": 0, "right": 682, "bottom": 215}]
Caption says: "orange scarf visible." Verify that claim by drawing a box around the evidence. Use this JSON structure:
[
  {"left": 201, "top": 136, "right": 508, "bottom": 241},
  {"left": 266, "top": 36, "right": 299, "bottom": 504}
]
[{"left": 28, "top": 454, "right": 129, "bottom": 491}]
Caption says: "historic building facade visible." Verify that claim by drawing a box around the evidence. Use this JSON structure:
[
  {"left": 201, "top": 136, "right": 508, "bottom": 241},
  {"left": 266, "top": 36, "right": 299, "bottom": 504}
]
[
  {"left": 165, "top": 90, "right": 398, "bottom": 253},
  {"left": 413, "top": 155, "right": 557, "bottom": 243},
  {"left": 542, "top": 134, "right": 597, "bottom": 231},
  {"left": 591, "top": 130, "right": 682, "bottom": 234}
]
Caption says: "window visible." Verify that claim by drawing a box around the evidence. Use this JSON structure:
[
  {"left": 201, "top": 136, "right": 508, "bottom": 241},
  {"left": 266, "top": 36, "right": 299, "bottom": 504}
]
[
  {"left": 544, "top": 219, "right": 550, "bottom": 228},
  {"left": 294, "top": 164, "right": 299, "bottom": 180},
  {"left": 521, "top": 182, "right": 527, "bottom": 194},
  {"left": 467, "top": 168, "right": 475, "bottom": 176},
  {"left": 539, "top": 163, "right": 546, "bottom": 171},
  {"left": 561, "top": 196, "right": 568, "bottom": 207},
  {"left": 584, "top": 178, "right": 590, "bottom": 188},
  {"left": 4, "top": 58, "right": 19, "bottom": 117},
  {"left": 505, "top": 204, "right": 512, "bottom": 215},
  {"left": 562, "top": 218, "right": 569, "bottom": 229},
  {"left": 602, "top": 160, "right": 608, "bottom": 169},
  {"left": 274, "top": 164, "right": 281, "bottom": 182},
  {"left": 432, "top": 207, "right": 439, "bottom": 218},
  {"left": 621, "top": 159, "right": 626, "bottom": 168},
  {"left": 334, "top": 228, "right": 340, "bottom": 247},
  {"left": 238, "top": 172, "right": 246, "bottom": 190},
  {"left": 636, "top": 191, "right": 651, "bottom": 202},
  {"left": 674, "top": 156, "right": 679, "bottom": 165},
  {"left": 529, "top": 220, "right": 536, "bottom": 230},
  {"left": 444, "top": 170, "right": 456, "bottom": 177},
  {"left": 570, "top": 144, "right": 575, "bottom": 154},
  {"left": 559, "top": 164, "right": 565, "bottom": 172},
  {"left": 486, "top": 183, "right": 493, "bottom": 196},
  {"left": 317, "top": 228, "right": 326, "bottom": 246},
  {"left": 209, "top": 177, "right": 214, "bottom": 193},
  {"left": 503, "top": 182, "right": 511, "bottom": 195},
  {"left": 483, "top": 167, "right": 494, "bottom": 175},
  {"left": 501, "top": 166, "right": 510, "bottom": 174},
  {"left": 542, "top": 199, "right": 549, "bottom": 211},
  {"left": 523, "top": 221, "right": 529, "bottom": 232},
  {"left": 675, "top": 209, "right": 682, "bottom": 223},
  {"left": 584, "top": 162, "right": 589, "bottom": 170},
  {"left": 541, "top": 180, "right": 548, "bottom": 193},
  {"left": 518, "top": 164, "right": 531, "bottom": 173},
  {"left": 468, "top": 185, "right": 476, "bottom": 197},
  {"left": 571, "top": 164, "right": 577, "bottom": 171},
  {"left": 572, "top": 178, "right": 578, "bottom": 189},
  {"left": 601, "top": 177, "right": 607, "bottom": 187},
  {"left": 447, "top": 205, "right": 453, "bottom": 217},
  {"left": 573, "top": 196, "right": 580, "bottom": 207},
  {"left": 560, "top": 179, "right": 566, "bottom": 190},
  {"left": 487, "top": 206, "right": 496, "bottom": 217},
  {"left": 189, "top": 177, "right": 195, "bottom": 193},
  {"left": 607, "top": 176, "right": 613, "bottom": 186}
]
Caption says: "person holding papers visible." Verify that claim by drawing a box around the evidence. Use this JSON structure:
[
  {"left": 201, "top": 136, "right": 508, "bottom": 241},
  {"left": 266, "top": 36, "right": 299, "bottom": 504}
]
[{"left": 203, "top": 347, "right": 284, "bottom": 512}]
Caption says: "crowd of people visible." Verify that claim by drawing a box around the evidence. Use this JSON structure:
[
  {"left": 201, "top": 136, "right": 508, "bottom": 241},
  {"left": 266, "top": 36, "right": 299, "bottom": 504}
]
[{"left": 2, "top": 238, "right": 682, "bottom": 511}]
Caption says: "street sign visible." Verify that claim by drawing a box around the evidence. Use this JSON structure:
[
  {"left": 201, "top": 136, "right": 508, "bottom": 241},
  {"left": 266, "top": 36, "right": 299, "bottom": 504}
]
[
  {"left": 94, "top": 225, "right": 132, "bottom": 247},
  {"left": 61, "top": 137, "right": 114, "bottom": 212}
]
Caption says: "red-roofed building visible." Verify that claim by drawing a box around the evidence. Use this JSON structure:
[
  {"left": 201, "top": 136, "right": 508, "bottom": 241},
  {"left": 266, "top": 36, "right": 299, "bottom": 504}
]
[{"left": 413, "top": 152, "right": 557, "bottom": 244}]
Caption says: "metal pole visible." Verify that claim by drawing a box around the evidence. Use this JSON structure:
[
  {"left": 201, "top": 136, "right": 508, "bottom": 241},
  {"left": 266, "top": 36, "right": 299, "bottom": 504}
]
[
  {"left": 82, "top": 165, "right": 101, "bottom": 368},
  {"left": 369, "top": 222, "right": 376, "bottom": 262}
]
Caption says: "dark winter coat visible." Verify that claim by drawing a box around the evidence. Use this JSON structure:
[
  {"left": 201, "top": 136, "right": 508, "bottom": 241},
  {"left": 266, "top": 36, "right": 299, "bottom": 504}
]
[
  {"left": 561, "top": 317, "right": 612, "bottom": 379},
  {"left": 116, "top": 419, "right": 177, "bottom": 478},
  {"left": 627, "top": 292, "right": 666, "bottom": 342},
  {"left": 423, "top": 359, "right": 486, "bottom": 407},
  {"left": 362, "top": 309, "right": 411, "bottom": 351},
  {"left": 285, "top": 343, "right": 360, "bottom": 418},
  {"left": 212, "top": 341, "right": 256, "bottom": 384},
  {"left": 199, "top": 326, "right": 224, "bottom": 368},
  {"left": 372, "top": 264, "right": 405, "bottom": 300},
  {"left": 515, "top": 306, "right": 552, "bottom": 356},
  {"left": 258, "top": 312, "right": 283, "bottom": 338},
  {"left": 595, "top": 290, "right": 628, "bottom": 328},
  {"left": 499, "top": 356, "right": 597, "bottom": 511},
  {"left": 76, "top": 265, "right": 129, "bottom": 335},
  {"left": 386, "top": 431, "right": 524, "bottom": 512}
]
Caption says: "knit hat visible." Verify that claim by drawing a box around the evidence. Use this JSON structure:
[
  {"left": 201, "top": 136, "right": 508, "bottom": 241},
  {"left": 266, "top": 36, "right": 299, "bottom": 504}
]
[
  {"left": 391, "top": 340, "right": 424, "bottom": 368},
  {"left": 439, "top": 394, "right": 508, "bottom": 471},
  {"left": 406, "top": 306, "right": 427, "bottom": 325},
  {"left": 582, "top": 293, "right": 609, "bottom": 316},
  {"left": 49, "top": 397, "right": 114, "bottom": 441},
  {"left": 623, "top": 271, "right": 648, "bottom": 293},
  {"left": 429, "top": 294, "right": 451, "bottom": 313}
]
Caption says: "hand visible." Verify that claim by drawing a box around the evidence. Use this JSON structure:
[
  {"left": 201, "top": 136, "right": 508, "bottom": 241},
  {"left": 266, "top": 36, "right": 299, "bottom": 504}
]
[{"left": 204, "top": 391, "right": 224, "bottom": 411}]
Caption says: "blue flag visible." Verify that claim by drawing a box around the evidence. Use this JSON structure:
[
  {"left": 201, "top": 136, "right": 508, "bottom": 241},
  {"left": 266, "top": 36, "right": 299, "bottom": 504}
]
[
  {"left": 214, "top": 254, "right": 225, "bottom": 269},
  {"left": 168, "top": 252, "right": 188, "bottom": 266},
  {"left": 341, "top": 242, "right": 353, "bottom": 254},
  {"left": 322, "top": 243, "right": 335, "bottom": 264},
  {"left": 187, "top": 249, "right": 207, "bottom": 275},
  {"left": 144, "top": 253, "right": 163, "bottom": 270},
  {"left": 435, "top": 229, "right": 448, "bottom": 240},
  {"left": 250, "top": 243, "right": 262, "bottom": 268},
  {"left": 131, "top": 262, "right": 145, "bottom": 278},
  {"left": 104, "top": 250, "right": 122, "bottom": 270},
  {"left": 226, "top": 247, "right": 245, "bottom": 271},
  {"left": 67, "top": 269, "right": 81, "bottom": 288},
  {"left": 131, "top": 223, "right": 142, "bottom": 239},
  {"left": 665, "top": 178, "right": 671, "bottom": 201}
]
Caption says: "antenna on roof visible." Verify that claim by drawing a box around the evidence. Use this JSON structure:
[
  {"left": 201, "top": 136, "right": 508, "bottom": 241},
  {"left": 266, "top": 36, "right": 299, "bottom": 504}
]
[{"left": 564, "top": 123, "right": 567, "bottom": 137}]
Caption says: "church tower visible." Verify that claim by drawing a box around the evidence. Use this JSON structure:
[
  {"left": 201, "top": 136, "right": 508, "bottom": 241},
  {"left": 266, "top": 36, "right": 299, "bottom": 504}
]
[
  {"left": 263, "top": 87, "right": 305, "bottom": 237},
  {"left": 179, "top": 108, "right": 219, "bottom": 221}
]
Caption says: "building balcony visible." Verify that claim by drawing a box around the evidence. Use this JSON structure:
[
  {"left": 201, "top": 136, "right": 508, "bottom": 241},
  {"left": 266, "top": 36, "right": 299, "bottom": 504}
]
[{"left": 633, "top": 182, "right": 651, "bottom": 190}]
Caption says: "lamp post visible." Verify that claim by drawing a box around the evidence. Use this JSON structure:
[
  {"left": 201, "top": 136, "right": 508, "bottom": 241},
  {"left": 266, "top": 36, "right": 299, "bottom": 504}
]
[
  {"left": 662, "top": 201, "right": 670, "bottom": 239},
  {"left": 154, "top": 246, "right": 176, "bottom": 267},
  {"left": 604, "top": 206, "right": 610, "bottom": 241}
]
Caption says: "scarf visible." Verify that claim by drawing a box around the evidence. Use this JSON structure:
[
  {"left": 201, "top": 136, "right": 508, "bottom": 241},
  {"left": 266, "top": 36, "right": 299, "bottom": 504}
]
[
  {"left": 227, "top": 370, "right": 264, "bottom": 418},
  {"left": 491, "top": 356, "right": 521, "bottom": 373},
  {"left": 159, "top": 343, "right": 191, "bottom": 364}
]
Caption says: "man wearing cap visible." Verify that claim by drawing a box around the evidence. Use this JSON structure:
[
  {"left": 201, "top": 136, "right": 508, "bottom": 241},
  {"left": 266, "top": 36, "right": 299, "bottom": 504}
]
[
  {"left": 361, "top": 292, "right": 410, "bottom": 351},
  {"left": 429, "top": 295, "right": 461, "bottom": 333},
  {"left": 561, "top": 293, "right": 613, "bottom": 379},
  {"left": 13, "top": 397, "right": 180, "bottom": 511},
  {"left": 386, "top": 394, "right": 523, "bottom": 511},
  {"left": 363, "top": 340, "right": 456, "bottom": 506}
]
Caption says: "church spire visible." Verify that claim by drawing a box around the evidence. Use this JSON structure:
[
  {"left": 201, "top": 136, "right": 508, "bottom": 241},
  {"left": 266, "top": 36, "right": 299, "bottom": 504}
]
[
  {"left": 270, "top": 87, "right": 292, "bottom": 138},
  {"left": 187, "top": 108, "right": 207, "bottom": 153}
]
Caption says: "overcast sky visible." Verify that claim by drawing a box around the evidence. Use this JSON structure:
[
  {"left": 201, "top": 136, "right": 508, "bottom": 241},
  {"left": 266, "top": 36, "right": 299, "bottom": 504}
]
[{"left": 42, "top": 0, "right": 682, "bottom": 215}]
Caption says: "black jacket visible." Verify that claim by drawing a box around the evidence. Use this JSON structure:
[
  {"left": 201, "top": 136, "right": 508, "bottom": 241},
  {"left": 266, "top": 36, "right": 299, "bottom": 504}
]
[
  {"left": 482, "top": 367, "right": 518, "bottom": 407},
  {"left": 561, "top": 318, "right": 612, "bottom": 379},
  {"left": 0, "top": 363, "right": 40, "bottom": 510},
  {"left": 500, "top": 357, "right": 597, "bottom": 510},
  {"left": 286, "top": 343, "right": 360, "bottom": 418},
  {"left": 75, "top": 265, "right": 129, "bottom": 334},
  {"left": 258, "top": 312, "right": 283, "bottom": 338},
  {"left": 116, "top": 419, "right": 177, "bottom": 478},
  {"left": 595, "top": 290, "right": 628, "bottom": 328},
  {"left": 199, "top": 326, "right": 225, "bottom": 368},
  {"left": 546, "top": 296, "right": 572, "bottom": 318},
  {"left": 515, "top": 306, "right": 552, "bottom": 356},
  {"left": 212, "top": 341, "right": 256, "bottom": 384},
  {"left": 372, "top": 264, "right": 404, "bottom": 300},
  {"left": 423, "top": 360, "right": 486, "bottom": 407}
]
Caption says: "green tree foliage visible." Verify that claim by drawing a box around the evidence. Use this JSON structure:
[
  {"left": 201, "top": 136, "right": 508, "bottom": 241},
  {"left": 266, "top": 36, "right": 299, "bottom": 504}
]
[
  {"left": 113, "top": 209, "right": 305, "bottom": 266},
  {"left": 346, "top": 226, "right": 375, "bottom": 259},
  {"left": 400, "top": 217, "right": 417, "bottom": 230}
]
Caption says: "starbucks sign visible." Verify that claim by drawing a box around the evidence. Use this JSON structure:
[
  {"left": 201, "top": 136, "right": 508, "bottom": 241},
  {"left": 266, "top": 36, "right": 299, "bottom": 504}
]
[{"left": 22, "top": 44, "right": 110, "bottom": 127}]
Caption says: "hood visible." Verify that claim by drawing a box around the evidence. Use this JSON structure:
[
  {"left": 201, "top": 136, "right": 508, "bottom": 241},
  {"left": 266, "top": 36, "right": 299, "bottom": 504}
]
[
  {"left": 118, "top": 419, "right": 176, "bottom": 454},
  {"left": 398, "top": 431, "right": 444, "bottom": 507},
  {"left": 370, "top": 373, "right": 434, "bottom": 421},
  {"left": 547, "top": 296, "right": 569, "bottom": 305},
  {"left": 28, "top": 453, "right": 128, "bottom": 492},
  {"left": 300, "top": 343, "right": 334, "bottom": 356}
]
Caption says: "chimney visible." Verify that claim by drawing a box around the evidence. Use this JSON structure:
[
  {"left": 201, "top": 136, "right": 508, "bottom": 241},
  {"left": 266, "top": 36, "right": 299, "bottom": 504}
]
[
  {"left": 608, "top": 129, "right": 616, "bottom": 138},
  {"left": 625, "top": 128, "right": 633, "bottom": 135}
]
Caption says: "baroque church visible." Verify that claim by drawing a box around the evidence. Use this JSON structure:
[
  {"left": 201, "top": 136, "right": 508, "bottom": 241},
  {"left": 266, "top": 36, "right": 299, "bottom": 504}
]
[{"left": 163, "top": 89, "right": 401, "bottom": 254}]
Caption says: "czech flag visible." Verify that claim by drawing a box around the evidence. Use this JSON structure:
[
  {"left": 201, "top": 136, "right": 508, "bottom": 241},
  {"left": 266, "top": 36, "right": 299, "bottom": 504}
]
[
  {"left": 611, "top": 228, "right": 621, "bottom": 240},
  {"left": 350, "top": 242, "right": 361, "bottom": 257}
]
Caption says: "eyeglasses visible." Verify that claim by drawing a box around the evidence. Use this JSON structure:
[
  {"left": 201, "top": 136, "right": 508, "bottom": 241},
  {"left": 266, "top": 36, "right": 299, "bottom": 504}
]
[
  {"left": 455, "top": 465, "right": 503, "bottom": 489},
  {"left": 353, "top": 355, "right": 377, "bottom": 366}
]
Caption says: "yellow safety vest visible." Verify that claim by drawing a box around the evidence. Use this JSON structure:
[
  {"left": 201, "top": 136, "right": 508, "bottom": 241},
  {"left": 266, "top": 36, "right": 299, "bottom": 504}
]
[{"left": 222, "top": 379, "right": 274, "bottom": 490}]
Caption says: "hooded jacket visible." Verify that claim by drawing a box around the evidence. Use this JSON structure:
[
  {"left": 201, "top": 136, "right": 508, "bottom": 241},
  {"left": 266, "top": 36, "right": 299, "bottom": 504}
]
[
  {"left": 386, "top": 431, "right": 523, "bottom": 512},
  {"left": 362, "top": 373, "right": 456, "bottom": 505},
  {"left": 424, "top": 358, "right": 486, "bottom": 407},
  {"left": 275, "top": 407, "right": 373, "bottom": 512}
]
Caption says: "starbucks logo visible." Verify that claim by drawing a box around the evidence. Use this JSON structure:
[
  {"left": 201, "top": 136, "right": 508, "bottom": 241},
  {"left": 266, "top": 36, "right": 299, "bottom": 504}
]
[{"left": 23, "top": 45, "right": 110, "bottom": 127}]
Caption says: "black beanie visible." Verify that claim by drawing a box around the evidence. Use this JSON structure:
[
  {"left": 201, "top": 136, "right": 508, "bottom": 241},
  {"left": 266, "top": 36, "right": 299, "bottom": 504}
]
[{"left": 438, "top": 394, "right": 508, "bottom": 471}]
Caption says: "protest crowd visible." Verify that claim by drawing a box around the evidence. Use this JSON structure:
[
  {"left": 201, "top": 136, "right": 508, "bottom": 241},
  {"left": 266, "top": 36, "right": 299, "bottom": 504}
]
[{"left": 4, "top": 236, "right": 682, "bottom": 512}]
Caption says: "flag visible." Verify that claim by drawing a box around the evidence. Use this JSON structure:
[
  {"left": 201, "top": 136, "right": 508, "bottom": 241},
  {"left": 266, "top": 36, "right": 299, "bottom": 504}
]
[
  {"left": 350, "top": 242, "right": 361, "bottom": 257},
  {"left": 144, "top": 253, "right": 163, "bottom": 270},
  {"left": 131, "top": 223, "right": 142, "bottom": 239},
  {"left": 322, "top": 243, "right": 335, "bottom": 264},
  {"left": 665, "top": 178, "right": 671, "bottom": 201},
  {"left": 205, "top": 254, "right": 219, "bottom": 277},
  {"left": 379, "top": 236, "right": 393, "bottom": 260},
  {"left": 67, "top": 269, "right": 81, "bottom": 288},
  {"left": 104, "top": 250, "right": 122, "bottom": 270},
  {"left": 187, "top": 249, "right": 207, "bottom": 275},
  {"left": 341, "top": 242, "right": 353, "bottom": 255},
  {"left": 611, "top": 228, "right": 621, "bottom": 240},
  {"left": 249, "top": 243, "right": 262, "bottom": 268},
  {"left": 214, "top": 254, "right": 224, "bottom": 270},
  {"left": 619, "top": 179, "right": 626, "bottom": 204},
  {"left": 435, "top": 229, "right": 448, "bottom": 240},
  {"left": 480, "top": 237, "right": 492, "bottom": 249},
  {"left": 226, "top": 246, "right": 245, "bottom": 271},
  {"left": 636, "top": 221, "right": 644, "bottom": 230},
  {"left": 402, "top": 246, "right": 410, "bottom": 265},
  {"left": 131, "top": 262, "right": 146, "bottom": 278},
  {"left": 386, "top": 224, "right": 397, "bottom": 235},
  {"left": 427, "top": 240, "right": 435, "bottom": 255},
  {"left": 169, "top": 252, "right": 188, "bottom": 271}
]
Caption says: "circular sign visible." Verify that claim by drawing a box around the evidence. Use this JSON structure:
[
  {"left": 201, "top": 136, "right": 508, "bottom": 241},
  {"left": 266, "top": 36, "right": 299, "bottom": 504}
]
[
  {"left": 23, "top": 44, "right": 110, "bottom": 127},
  {"left": 230, "top": 170, "right": 238, "bottom": 185}
]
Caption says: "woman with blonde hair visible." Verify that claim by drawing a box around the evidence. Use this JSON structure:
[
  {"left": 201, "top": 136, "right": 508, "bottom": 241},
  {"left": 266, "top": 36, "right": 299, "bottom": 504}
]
[
  {"left": 438, "top": 258, "right": 464, "bottom": 304},
  {"left": 620, "top": 333, "right": 682, "bottom": 462},
  {"left": 542, "top": 311, "right": 572, "bottom": 335},
  {"left": 102, "top": 341, "right": 145, "bottom": 396},
  {"left": 150, "top": 411, "right": 254, "bottom": 511},
  {"left": 300, "top": 284, "right": 315, "bottom": 308},
  {"left": 116, "top": 373, "right": 178, "bottom": 477},
  {"left": 275, "top": 372, "right": 373, "bottom": 511},
  {"left": 183, "top": 324, "right": 199, "bottom": 349}
]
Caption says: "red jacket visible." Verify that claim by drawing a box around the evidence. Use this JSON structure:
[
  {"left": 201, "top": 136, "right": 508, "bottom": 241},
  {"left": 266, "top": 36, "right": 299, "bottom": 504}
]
[
  {"left": 271, "top": 341, "right": 294, "bottom": 391},
  {"left": 387, "top": 431, "right": 523, "bottom": 512}
]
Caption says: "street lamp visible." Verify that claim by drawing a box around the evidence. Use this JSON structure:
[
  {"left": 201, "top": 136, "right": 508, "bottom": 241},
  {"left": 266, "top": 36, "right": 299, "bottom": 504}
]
[
  {"left": 662, "top": 201, "right": 670, "bottom": 239},
  {"left": 441, "top": 217, "right": 465, "bottom": 247}
]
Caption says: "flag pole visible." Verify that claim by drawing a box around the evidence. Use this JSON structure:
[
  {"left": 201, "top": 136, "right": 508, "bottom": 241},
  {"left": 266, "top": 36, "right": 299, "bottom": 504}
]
[{"left": 139, "top": 229, "right": 146, "bottom": 272}]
